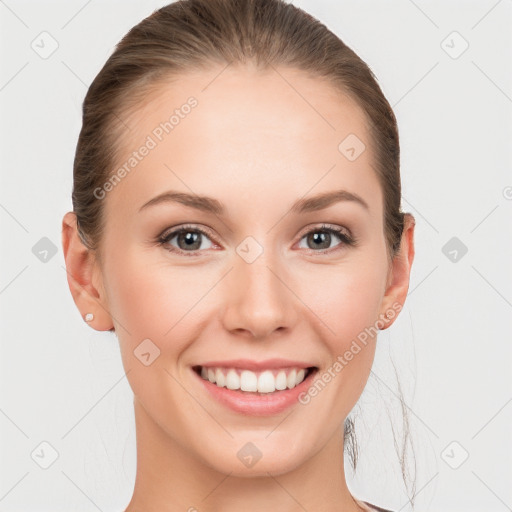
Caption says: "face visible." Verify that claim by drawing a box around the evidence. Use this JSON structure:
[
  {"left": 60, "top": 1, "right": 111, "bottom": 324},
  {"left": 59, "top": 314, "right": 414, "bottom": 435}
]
[{"left": 73, "top": 65, "right": 410, "bottom": 477}]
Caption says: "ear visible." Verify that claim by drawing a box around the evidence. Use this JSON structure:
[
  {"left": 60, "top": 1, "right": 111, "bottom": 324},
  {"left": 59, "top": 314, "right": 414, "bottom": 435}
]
[
  {"left": 378, "top": 213, "right": 416, "bottom": 330},
  {"left": 61, "top": 211, "right": 114, "bottom": 331}
]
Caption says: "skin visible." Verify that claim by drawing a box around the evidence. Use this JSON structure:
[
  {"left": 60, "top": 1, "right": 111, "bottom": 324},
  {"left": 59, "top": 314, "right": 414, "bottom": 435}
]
[{"left": 62, "top": 64, "right": 415, "bottom": 512}]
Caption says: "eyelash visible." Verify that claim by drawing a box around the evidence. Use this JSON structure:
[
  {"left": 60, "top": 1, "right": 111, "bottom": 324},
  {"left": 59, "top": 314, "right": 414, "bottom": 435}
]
[{"left": 157, "top": 223, "right": 357, "bottom": 257}]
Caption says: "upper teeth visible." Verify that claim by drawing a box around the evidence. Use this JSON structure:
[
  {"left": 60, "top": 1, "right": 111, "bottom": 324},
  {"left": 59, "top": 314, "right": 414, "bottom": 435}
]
[{"left": 199, "top": 366, "right": 308, "bottom": 393}]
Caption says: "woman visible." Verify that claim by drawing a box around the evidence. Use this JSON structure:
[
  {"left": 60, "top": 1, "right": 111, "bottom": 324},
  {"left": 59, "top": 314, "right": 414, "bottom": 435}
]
[{"left": 62, "top": 0, "right": 416, "bottom": 510}]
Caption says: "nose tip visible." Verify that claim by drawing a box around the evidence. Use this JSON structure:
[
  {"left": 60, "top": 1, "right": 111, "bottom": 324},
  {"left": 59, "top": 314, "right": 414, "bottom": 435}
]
[{"left": 221, "top": 259, "right": 297, "bottom": 339}]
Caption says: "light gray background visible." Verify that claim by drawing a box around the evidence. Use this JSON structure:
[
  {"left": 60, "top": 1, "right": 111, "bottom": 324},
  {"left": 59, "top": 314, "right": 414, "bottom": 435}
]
[{"left": 1, "top": 0, "right": 511, "bottom": 511}]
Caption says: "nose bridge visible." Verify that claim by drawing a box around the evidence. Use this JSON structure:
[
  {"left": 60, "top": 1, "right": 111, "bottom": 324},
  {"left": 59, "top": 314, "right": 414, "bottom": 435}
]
[{"left": 221, "top": 242, "right": 297, "bottom": 339}]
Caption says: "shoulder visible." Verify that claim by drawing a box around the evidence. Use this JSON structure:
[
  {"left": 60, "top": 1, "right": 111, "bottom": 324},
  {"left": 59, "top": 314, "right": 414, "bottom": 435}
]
[{"left": 356, "top": 498, "right": 395, "bottom": 512}]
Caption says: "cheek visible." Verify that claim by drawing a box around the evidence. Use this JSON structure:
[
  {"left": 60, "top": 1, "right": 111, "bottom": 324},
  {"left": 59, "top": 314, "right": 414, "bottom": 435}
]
[
  {"left": 105, "top": 240, "right": 387, "bottom": 348},
  {"left": 102, "top": 245, "right": 199, "bottom": 346},
  {"left": 103, "top": 249, "right": 207, "bottom": 420},
  {"left": 340, "top": 269, "right": 384, "bottom": 337},
  {"left": 103, "top": 245, "right": 228, "bottom": 378},
  {"left": 104, "top": 219, "right": 388, "bottom": 349},
  {"left": 297, "top": 257, "right": 386, "bottom": 345}
]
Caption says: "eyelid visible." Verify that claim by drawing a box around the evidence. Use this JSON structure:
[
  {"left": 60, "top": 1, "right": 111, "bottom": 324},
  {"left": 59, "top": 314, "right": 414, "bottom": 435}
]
[
  {"left": 296, "top": 222, "right": 352, "bottom": 239},
  {"left": 159, "top": 223, "right": 217, "bottom": 242}
]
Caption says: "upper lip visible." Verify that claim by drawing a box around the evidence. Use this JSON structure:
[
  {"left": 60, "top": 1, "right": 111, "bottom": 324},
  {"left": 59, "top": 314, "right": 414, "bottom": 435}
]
[{"left": 194, "top": 358, "right": 317, "bottom": 371}]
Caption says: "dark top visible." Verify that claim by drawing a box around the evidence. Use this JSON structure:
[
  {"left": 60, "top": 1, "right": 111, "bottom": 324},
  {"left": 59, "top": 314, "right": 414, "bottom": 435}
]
[{"left": 362, "top": 501, "right": 394, "bottom": 512}]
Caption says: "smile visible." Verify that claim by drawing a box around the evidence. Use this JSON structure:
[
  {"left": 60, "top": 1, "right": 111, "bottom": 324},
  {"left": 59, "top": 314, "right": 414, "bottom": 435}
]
[{"left": 193, "top": 365, "right": 316, "bottom": 394}]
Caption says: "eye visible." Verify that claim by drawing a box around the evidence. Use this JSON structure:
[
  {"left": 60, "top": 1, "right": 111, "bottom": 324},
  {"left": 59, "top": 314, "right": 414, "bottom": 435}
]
[
  {"left": 297, "top": 224, "right": 356, "bottom": 253},
  {"left": 157, "top": 223, "right": 356, "bottom": 256},
  {"left": 158, "top": 224, "right": 216, "bottom": 255}
]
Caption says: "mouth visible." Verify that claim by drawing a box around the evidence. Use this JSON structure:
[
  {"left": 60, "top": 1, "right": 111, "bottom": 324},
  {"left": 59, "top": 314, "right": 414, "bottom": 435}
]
[{"left": 192, "top": 365, "right": 318, "bottom": 395}]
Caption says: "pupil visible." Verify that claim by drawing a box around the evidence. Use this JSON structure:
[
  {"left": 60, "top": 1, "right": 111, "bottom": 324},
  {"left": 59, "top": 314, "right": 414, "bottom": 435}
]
[
  {"left": 180, "top": 232, "right": 200, "bottom": 249},
  {"left": 311, "top": 232, "right": 330, "bottom": 249}
]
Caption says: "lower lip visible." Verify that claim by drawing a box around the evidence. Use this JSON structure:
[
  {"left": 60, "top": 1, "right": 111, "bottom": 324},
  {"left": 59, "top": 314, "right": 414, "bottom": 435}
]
[{"left": 192, "top": 367, "right": 318, "bottom": 416}]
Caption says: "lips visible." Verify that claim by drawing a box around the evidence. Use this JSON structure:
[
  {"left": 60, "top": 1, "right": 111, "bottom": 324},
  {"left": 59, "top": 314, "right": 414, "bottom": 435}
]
[
  {"left": 192, "top": 364, "right": 318, "bottom": 416},
  {"left": 193, "top": 358, "right": 316, "bottom": 372},
  {"left": 190, "top": 359, "right": 319, "bottom": 416}
]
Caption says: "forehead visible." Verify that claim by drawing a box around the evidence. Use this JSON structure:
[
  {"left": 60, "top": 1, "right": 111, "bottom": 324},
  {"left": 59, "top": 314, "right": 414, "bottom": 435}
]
[{"left": 104, "top": 65, "right": 382, "bottom": 222}]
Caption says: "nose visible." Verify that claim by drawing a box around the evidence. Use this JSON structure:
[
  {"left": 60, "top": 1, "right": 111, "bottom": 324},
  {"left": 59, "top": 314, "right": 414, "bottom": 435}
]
[{"left": 220, "top": 251, "right": 298, "bottom": 340}]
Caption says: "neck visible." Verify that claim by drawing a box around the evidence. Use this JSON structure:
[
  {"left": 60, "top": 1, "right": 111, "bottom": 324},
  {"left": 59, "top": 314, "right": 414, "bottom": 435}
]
[{"left": 124, "top": 398, "right": 363, "bottom": 512}]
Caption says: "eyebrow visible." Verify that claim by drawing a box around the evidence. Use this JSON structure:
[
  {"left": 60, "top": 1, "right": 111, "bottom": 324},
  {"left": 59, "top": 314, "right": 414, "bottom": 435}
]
[{"left": 138, "top": 189, "right": 369, "bottom": 215}]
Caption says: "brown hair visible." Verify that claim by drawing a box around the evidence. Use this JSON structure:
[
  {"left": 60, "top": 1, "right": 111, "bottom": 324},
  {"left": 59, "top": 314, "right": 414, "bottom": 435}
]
[{"left": 71, "top": 0, "right": 415, "bottom": 503}]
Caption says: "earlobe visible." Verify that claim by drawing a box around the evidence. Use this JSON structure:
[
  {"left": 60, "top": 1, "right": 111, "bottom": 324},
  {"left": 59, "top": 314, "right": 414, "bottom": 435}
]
[
  {"left": 61, "top": 211, "right": 114, "bottom": 331},
  {"left": 378, "top": 213, "right": 416, "bottom": 330}
]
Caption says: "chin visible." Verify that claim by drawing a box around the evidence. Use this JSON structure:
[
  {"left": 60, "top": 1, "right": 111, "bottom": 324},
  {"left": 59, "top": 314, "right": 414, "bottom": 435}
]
[{"left": 198, "top": 442, "right": 308, "bottom": 478}]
